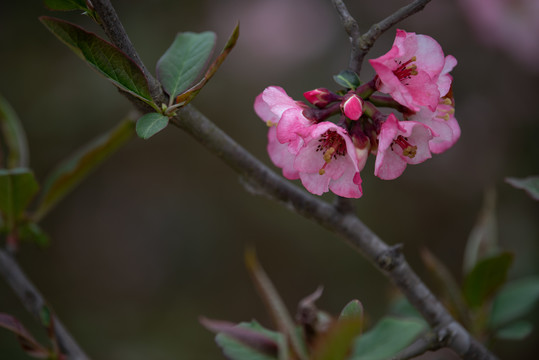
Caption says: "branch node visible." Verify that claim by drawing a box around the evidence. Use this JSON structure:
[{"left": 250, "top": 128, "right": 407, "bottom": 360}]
[
  {"left": 376, "top": 244, "right": 403, "bottom": 271},
  {"left": 444, "top": 322, "right": 472, "bottom": 356}
]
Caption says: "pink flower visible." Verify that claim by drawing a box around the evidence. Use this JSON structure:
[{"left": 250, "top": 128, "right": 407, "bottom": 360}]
[
  {"left": 341, "top": 93, "right": 364, "bottom": 120},
  {"left": 254, "top": 86, "right": 301, "bottom": 127},
  {"left": 408, "top": 96, "right": 460, "bottom": 154},
  {"left": 374, "top": 114, "right": 434, "bottom": 180},
  {"left": 369, "top": 29, "right": 451, "bottom": 112},
  {"left": 294, "top": 122, "right": 364, "bottom": 198},
  {"left": 254, "top": 86, "right": 311, "bottom": 179}
]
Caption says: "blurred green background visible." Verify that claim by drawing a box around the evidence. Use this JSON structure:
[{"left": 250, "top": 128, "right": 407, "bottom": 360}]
[{"left": 1, "top": 0, "right": 538, "bottom": 359}]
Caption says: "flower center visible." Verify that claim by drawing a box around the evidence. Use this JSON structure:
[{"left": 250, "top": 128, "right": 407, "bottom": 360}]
[
  {"left": 316, "top": 130, "right": 347, "bottom": 175},
  {"left": 393, "top": 135, "right": 417, "bottom": 158},
  {"left": 393, "top": 56, "right": 418, "bottom": 83}
]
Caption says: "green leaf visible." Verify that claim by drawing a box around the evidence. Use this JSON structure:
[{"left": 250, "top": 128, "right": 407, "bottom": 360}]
[
  {"left": 349, "top": 317, "right": 426, "bottom": 360},
  {"left": 245, "top": 249, "right": 308, "bottom": 360},
  {"left": 505, "top": 176, "right": 539, "bottom": 201},
  {"left": 333, "top": 70, "right": 360, "bottom": 90},
  {"left": 339, "top": 300, "right": 364, "bottom": 322},
  {"left": 44, "top": 0, "right": 99, "bottom": 22},
  {"left": 0, "top": 95, "right": 29, "bottom": 169},
  {"left": 175, "top": 23, "right": 239, "bottom": 106},
  {"left": 0, "top": 168, "right": 39, "bottom": 231},
  {"left": 39, "top": 306, "right": 52, "bottom": 329},
  {"left": 157, "top": 31, "right": 216, "bottom": 98},
  {"left": 312, "top": 317, "right": 362, "bottom": 360},
  {"left": 0, "top": 313, "right": 51, "bottom": 358},
  {"left": 421, "top": 249, "right": 469, "bottom": 325},
  {"left": 389, "top": 297, "right": 422, "bottom": 319},
  {"left": 136, "top": 113, "right": 169, "bottom": 140},
  {"left": 489, "top": 276, "right": 539, "bottom": 329},
  {"left": 18, "top": 222, "right": 50, "bottom": 247},
  {"left": 39, "top": 17, "right": 154, "bottom": 107},
  {"left": 463, "top": 188, "right": 498, "bottom": 274},
  {"left": 202, "top": 318, "right": 285, "bottom": 360},
  {"left": 33, "top": 119, "right": 135, "bottom": 221},
  {"left": 494, "top": 321, "right": 533, "bottom": 340},
  {"left": 462, "top": 252, "right": 514, "bottom": 309},
  {"left": 44, "top": 0, "right": 87, "bottom": 11}
]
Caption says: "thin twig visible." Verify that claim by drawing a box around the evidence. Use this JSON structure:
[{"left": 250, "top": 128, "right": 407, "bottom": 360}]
[
  {"left": 332, "top": 0, "right": 433, "bottom": 74},
  {"left": 0, "top": 249, "right": 90, "bottom": 360},
  {"left": 359, "top": 0, "right": 432, "bottom": 57},
  {"left": 330, "top": 0, "right": 362, "bottom": 74},
  {"left": 91, "top": 0, "right": 164, "bottom": 103},
  {"left": 71, "top": 2, "right": 496, "bottom": 359}
]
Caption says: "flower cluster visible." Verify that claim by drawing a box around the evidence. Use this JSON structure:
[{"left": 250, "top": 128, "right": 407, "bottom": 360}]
[{"left": 254, "top": 30, "right": 459, "bottom": 198}]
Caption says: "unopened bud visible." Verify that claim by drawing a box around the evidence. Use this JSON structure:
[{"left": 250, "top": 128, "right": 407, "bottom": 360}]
[
  {"left": 303, "top": 88, "right": 340, "bottom": 108},
  {"left": 341, "top": 94, "right": 364, "bottom": 120}
]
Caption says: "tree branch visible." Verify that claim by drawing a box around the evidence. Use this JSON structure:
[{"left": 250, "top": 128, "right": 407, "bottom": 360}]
[
  {"left": 393, "top": 332, "right": 443, "bottom": 360},
  {"left": 59, "top": 2, "right": 496, "bottom": 359},
  {"left": 0, "top": 248, "right": 89, "bottom": 360}
]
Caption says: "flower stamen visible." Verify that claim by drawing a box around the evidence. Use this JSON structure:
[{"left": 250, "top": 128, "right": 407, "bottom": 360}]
[
  {"left": 393, "top": 135, "right": 417, "bottom": 158},
  {"left": 316, "top": 130, "right": 347, "bottom": 175},
  {"left": 394, "top": 56, "right": 418, "bottom": 82}
]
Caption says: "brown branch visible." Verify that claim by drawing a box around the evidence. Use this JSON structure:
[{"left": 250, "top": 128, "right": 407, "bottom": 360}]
[{"left": 0, "top": 248, "right": 89, "bottom": 360}]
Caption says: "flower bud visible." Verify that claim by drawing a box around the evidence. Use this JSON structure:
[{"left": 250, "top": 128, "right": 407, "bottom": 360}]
[
  {"left": 303, "top": 88, "right": 340, "bottom": 108},
  {"left": 341, "top": 93, "right": 364, "bottom": 120}
]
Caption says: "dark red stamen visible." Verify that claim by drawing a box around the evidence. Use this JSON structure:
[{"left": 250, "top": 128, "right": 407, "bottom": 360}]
[
  {"left": 316, "top": 130, "right": 347, "bottom": 175},
  {"left": 393, "top": 56, "right": 418, "bottom": 82}
]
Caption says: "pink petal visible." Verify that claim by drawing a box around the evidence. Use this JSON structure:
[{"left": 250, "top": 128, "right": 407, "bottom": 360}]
[
  {"left": 254, "top": 93, "right": 276, "bottom": 123},
  {"left": 276, "top": 108, "right": 312, "bottom": 144},
  {"left": 329, "top": 167, "right": 363, "bottom": 198},
  {"left": 267, "top": 127, "right": 300, "bottom": 179},
  {"left": 374, "top": 147, "right": 407, "bottom": 180},
  {"left": 299, "top": 172, "right": 331, "bottom": 195},
  {"left": 437, "top": 55, "right": 457, "bottom": 97},
  {"left": 262, "top": 86, "right": 298, "bottom": 118}
]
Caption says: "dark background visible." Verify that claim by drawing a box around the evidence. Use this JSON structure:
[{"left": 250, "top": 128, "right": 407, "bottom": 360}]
[{"left": 1, "top": 0, "right": 538, "bottom": 359}]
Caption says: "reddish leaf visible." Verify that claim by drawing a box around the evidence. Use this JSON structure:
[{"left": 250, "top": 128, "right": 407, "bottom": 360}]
[
  {"left": 175, "top": 23, "right": 239, "bottom": 106},
  {"left": 0, "top": 313, "right": 50, "bottom": 358},
  {"left": 201, "top": 317, "right": 280, "bottom": 357},
  {"left": 245, "top": 248, "right": 308, "bottom": 360}
]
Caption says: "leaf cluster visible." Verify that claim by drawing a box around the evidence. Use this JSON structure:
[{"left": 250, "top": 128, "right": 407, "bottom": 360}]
[
  {"left": 420, "top": 190, "right": 539, "bottom": 343},
  {"left": 40, "top": 2, "right": 238, "bottom": 140},
  {"left": 201, "top": 250, "right": 427, "bottom": 360}
]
